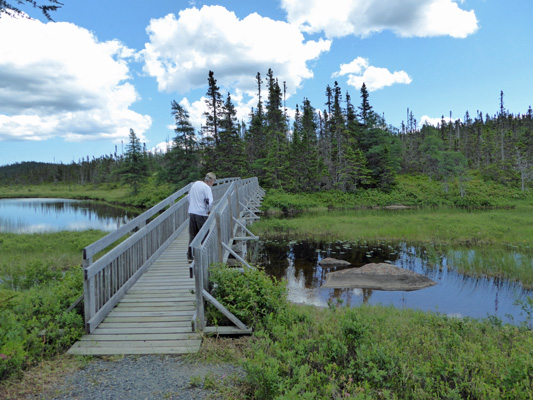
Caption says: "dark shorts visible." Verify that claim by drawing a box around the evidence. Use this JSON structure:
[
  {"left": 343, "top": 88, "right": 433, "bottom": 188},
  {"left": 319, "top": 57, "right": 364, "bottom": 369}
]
[{"left": 188, "top": 213, "right": 208, "bottom": 258}]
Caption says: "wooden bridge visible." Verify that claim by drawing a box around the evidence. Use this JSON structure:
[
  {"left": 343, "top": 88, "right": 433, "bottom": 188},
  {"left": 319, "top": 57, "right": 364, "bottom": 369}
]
[{"left": 68, "top": 178, "right": 264, "bottom": 356}]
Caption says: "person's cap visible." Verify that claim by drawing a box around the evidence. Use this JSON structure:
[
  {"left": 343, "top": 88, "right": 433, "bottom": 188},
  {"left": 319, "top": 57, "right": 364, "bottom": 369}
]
[{"left": 205, "top": 172, "right": 216, "bottom": 182}]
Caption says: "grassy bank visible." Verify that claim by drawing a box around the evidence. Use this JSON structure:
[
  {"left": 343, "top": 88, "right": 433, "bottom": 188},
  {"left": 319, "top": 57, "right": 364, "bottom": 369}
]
[
  {"left": 0, "top": 177, "right": 175, "bottom": 208},
  {"left": 0, "top": 231, "right": 107, "bottom": 381},
  {"left": 253, "top": 207, "right": 533, "bottom": 246}
]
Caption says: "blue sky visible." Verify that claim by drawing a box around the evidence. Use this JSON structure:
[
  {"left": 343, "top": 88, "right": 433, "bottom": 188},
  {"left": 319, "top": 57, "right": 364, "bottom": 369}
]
[{"left": 1, "top": 0, "right": 532, "bottom": 166}]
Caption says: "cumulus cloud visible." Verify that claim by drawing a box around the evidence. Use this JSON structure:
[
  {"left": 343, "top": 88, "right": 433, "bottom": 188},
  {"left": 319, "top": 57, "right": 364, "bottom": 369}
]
[
  {"left": 0, "top": 17, "right": 151, "bottom": 142},
  {"left": 141, "top": 5, "right": 331, "bottom": 97},
  {"left": 281, "top": 0, "right": 478, "bottom": 39},
  {"left": 333, "top": 57, "right": 412, "bottom": 91}
]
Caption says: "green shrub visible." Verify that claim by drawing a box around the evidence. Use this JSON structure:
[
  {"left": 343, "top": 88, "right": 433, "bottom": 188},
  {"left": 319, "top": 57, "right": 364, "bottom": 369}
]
[
  {"left": 207, "top": 263, "right": 288, "bottom": 328},
  {"left": 237, "top": 302, "right": 533, "bottom": 399},
  {"left": 0, "top": 267, "right": 84, "bottom": 381}
]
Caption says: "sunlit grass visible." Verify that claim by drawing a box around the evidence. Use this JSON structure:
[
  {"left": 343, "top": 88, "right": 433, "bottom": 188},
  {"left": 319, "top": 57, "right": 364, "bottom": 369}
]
[{"left": 253, "top": 207, "right": 533, "bottom": 247}]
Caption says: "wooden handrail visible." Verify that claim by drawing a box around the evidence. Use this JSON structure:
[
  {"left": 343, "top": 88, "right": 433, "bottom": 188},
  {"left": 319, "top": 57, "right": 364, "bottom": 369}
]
[{"left": 190, "top": 177, "right": 264, "bottom": 331}]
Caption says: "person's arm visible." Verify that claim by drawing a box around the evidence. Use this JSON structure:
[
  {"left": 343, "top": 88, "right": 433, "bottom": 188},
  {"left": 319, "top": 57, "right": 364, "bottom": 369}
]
[{"left": 205, "top": 186, "right": 214, "bottom": 214}]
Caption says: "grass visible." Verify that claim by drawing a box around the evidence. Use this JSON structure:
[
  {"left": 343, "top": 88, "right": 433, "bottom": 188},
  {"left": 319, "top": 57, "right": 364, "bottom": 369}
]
[
  {"left": 253, "top": 207, "right": 533, "bottom": 248},
  {"left": 0, "top": 177, "right": 176, "bottom": 208},
  {"left": 0, "top": 355, "right": 90, "bottom": 400}
]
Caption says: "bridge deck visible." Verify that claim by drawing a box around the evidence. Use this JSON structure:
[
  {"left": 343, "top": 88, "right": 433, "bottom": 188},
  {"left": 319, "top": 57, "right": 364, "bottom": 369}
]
[{"left": 68, "top": 230, "right": 201, "bottom": 355}]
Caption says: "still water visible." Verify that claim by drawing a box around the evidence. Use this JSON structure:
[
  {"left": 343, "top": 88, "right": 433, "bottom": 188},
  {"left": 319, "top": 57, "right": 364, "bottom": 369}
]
[
  {"left": 250, "top": 239, "right": 533, "bottom": 326},
  {"left": 0, "top": 198, "right": 139, "bottom": 233}
]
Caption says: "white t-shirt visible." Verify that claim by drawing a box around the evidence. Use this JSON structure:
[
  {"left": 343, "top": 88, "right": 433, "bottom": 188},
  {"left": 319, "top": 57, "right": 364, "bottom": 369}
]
[{"left": 187, "top": 180, "right": 213, "bottom": 216}]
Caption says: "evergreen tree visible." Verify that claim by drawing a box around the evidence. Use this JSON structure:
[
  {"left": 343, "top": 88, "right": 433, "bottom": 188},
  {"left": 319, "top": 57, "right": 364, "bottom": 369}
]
[
  {"left": 358, "top": 83, "right": 373, "bottom": 126},
  {"left": 202, "top": 70, "right": 224, "bottom": 171},
  {"left": 263, "top": 68, "right": 290, "bottom": 188},
  {"left": 218, "top": 93, "right": 247, "bottom": 178},
  {"left": 159, "top": 101, "right": 201, "bottom": 186},
  {"left": 0, "top": 0, "right": 61, "bottom": 20},
  {"left": 246, "top": 72, "right": 266, "bottom": 177},
  {"left": 290, "top": 99, "right": 322, "bottom": 191},
  {"left": 117, "top": 129, "right": 148, "bottom": 194}
]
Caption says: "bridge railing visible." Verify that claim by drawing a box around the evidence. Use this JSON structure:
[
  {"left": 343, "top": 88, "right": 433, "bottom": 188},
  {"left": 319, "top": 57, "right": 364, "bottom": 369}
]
[
  {"left": 189, "top": 177, "right": 264, "bottom": 332},
  {"left": 81, "top": 177, "right": 240, "bottom": 333}
]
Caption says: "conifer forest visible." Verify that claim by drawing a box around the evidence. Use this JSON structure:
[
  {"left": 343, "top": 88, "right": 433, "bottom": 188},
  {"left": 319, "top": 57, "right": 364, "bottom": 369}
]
[{"left": 1, "top": 69, "right": 532, "bottom": 194}]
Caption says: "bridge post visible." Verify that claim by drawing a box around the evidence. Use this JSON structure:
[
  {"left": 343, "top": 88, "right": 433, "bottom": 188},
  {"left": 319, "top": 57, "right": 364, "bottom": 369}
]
[
  {"left": 215, "top": 212, "right": 223, "bottom": 262},
  {"left": 193, "top": 249, "right": 205, "bottom": 331}
]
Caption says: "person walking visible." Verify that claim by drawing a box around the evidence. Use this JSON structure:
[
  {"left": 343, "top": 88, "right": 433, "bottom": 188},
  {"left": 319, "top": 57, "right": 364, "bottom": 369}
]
[{"left": 187, "top": 172, "right": 216, "bottom": 261}]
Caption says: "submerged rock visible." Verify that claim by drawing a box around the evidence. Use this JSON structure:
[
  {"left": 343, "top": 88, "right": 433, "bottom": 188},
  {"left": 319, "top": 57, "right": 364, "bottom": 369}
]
[
  {"left": 322, "top": 263, "right": 436, "bottom": 291},
  {"left": 318, "top": 257, "right": 352, "bottom": 267}
]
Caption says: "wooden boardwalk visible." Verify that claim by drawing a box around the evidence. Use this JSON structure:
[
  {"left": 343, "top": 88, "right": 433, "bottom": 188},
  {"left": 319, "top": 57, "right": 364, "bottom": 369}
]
[{"left": 68, "top": 229, "right": 201, "bottom": 356}]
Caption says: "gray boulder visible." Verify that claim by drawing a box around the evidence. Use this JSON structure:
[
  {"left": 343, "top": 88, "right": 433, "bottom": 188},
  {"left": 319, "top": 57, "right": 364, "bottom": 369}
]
[{"left": 322, "top": 263, "right": 436, "bottom": 291}]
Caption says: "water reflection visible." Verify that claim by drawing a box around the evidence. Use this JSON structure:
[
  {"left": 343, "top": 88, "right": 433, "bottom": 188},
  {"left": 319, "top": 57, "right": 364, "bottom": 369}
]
[
  {"left": 249, "top": 239, "right": 533, "bottom": 326},
  {"left": 0, "top": 198, "right": 139, "bottom": 233}
]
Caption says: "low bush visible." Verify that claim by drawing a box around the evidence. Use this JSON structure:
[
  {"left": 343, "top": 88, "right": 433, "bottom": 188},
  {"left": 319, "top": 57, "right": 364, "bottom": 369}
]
[
  {"left": 207, "top": 263, "right": 288, "bottom": 328},
  {"left": 240, "top": 303, "right": 533, "bottom": 399},
  {"left": 0, "top": 266, "right": 84, "bottom": 380}
]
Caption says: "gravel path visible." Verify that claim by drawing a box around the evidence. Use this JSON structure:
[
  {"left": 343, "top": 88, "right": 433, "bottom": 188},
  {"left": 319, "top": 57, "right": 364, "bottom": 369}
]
[{"left": 35, "top": 355, "right": 242, "bottom": 400}]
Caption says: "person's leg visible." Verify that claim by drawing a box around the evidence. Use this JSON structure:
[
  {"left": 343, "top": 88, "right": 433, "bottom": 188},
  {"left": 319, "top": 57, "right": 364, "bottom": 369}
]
[
  {"left": 188, "top": 214, "right": 208, "bottom": 260},
  {"left": 187, "top": 214, "right": 197, "bottom": 260}
]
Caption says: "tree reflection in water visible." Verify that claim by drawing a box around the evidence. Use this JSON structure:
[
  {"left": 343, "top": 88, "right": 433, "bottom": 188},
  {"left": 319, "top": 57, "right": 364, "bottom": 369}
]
[
  {"left": 0, "top": 198, "right": 140, "bottom": 233},
  {"left": 249, "top": 239, "right": 533, "bottom": 326}
]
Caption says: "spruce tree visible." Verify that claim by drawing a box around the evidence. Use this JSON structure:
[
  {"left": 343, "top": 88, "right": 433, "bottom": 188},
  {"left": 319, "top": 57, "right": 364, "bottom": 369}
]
[
  {"left": 160, "top": 101, "right": 201, "bottom": 186},
  {"left": 263, "top": 68, "right": 290, "bottom": 188},
  {"left": 218, "top": 93, "right": 247, "bottom": 178},
  {"left": 117, "top": 129, "right": 148, "bottom": 194},
  {"left": 202, "top": 70, "right": 224, "bottom": 171}
]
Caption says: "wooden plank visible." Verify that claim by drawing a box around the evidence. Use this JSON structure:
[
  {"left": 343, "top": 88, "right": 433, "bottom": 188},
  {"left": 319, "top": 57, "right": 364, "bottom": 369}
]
[
  {"left": 68, "top": 345, "right": 200, "bottom": 355},
  {"left": 114, "top": 306, "right": 196, "bottom": 312},
  {"left": 120, "top": 297, "right": 195, "bottom": 302},
  {"left": 70, "top": 339, "right": 202, "bottom": 349},
  {"left": 78, "top": 333, "right": 198, "bottom": 341},
  {"left": 98, "top": 321, "right": 191, "bottom": 328},
  {"left": 107, "top": 311, "right": 194, "bottom": 317},
  {"left": 103, "top": 316, "right": 192, "bottom": 323},
  {"left": 116, "top": 302, "right": 195, "bottom": 308},
  {"left": 94, "top": 327, "right": 192, "bottom": 334}
]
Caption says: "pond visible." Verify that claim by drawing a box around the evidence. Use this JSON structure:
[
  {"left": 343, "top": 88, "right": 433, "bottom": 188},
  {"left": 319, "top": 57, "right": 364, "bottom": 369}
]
[
  {"left": 249, "top": 239, "right": 533, "bottom": 326},
  {"left": 0, "top": 198, "right": 140, "bottom": 233}
]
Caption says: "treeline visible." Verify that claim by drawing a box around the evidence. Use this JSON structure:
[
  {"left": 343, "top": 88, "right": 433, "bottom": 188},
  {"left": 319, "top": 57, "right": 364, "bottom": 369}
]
[{"left": 1, "top": 70, "right": 532, "bottom": 193}]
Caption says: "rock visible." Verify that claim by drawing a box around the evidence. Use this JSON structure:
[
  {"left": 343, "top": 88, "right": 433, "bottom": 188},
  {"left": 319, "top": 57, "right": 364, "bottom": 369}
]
[
  {"left": 318, "top": 257, "right": 352, "bottom": 267},
  {"left": 322, "top": 263, "right": 436, "bottom": 291}
]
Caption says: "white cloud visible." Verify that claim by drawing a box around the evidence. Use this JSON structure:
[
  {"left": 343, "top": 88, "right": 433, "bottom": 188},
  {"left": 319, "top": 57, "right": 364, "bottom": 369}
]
[
  {"left": 334, "top": 58, "right": 412, "bottom": 91},
  {"left": 420, "top": 115, "right": 460, "bottom": 127},
  {"left": 281, "top": 0, "right": 478, "bottom": 39},
  {"left": 0, "top": 17, "right": 151, "bottom": 142},
  {"left": 141, "top": 5, "right": 331, "bottom": 97}
]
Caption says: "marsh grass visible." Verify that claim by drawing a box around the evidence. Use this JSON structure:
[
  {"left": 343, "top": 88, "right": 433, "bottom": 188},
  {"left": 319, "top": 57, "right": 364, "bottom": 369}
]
[
  {"left": 0, "top": 231, "right": 107, "bottom": 289},
  {"left": 0, "top": 178, "right": 175, "bottom": 208},
  {"left": 254, "top": 207, "right": 533, "bottom": 246}
]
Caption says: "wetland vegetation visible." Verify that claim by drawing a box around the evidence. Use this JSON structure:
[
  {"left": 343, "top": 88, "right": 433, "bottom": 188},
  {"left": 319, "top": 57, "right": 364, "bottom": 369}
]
[{"left": 1, "top": 178, "right": 532, "bottom": 398}]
